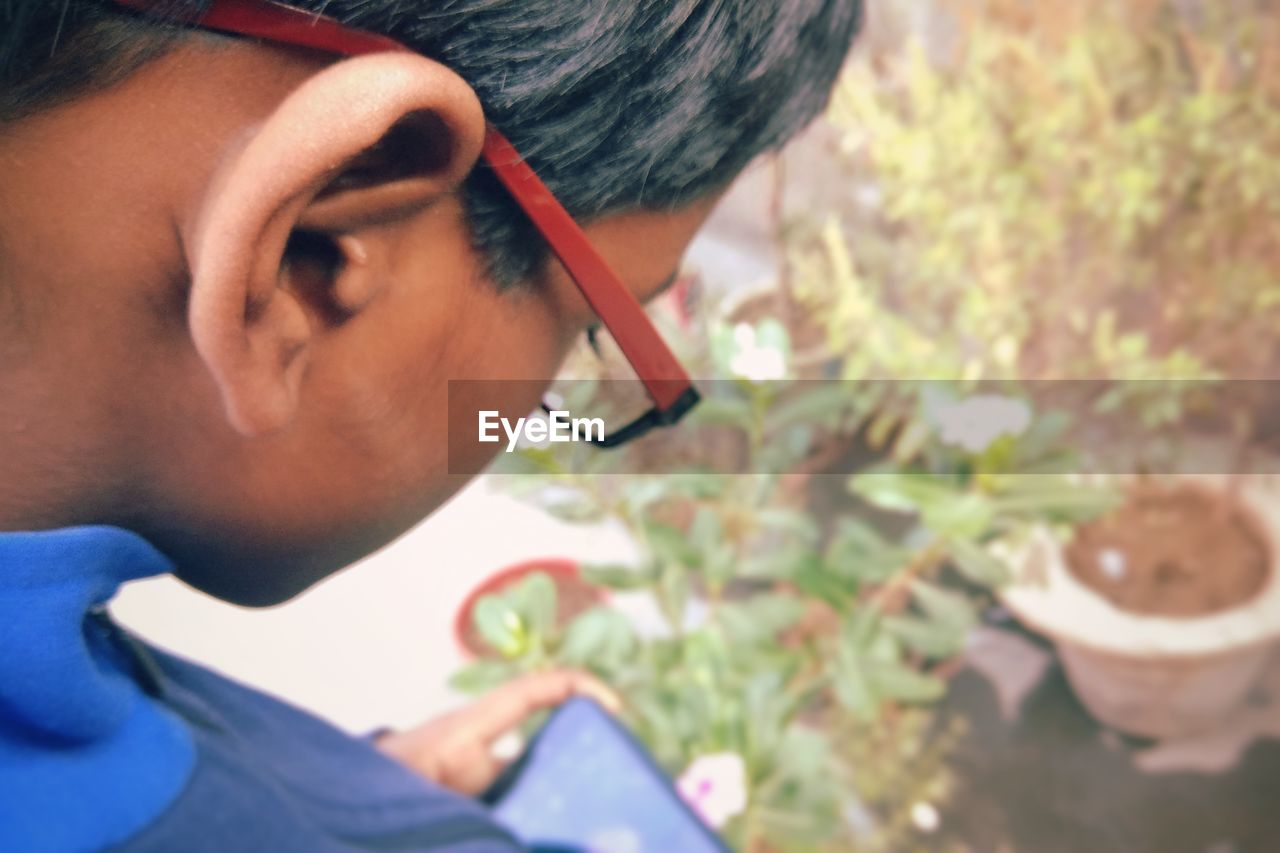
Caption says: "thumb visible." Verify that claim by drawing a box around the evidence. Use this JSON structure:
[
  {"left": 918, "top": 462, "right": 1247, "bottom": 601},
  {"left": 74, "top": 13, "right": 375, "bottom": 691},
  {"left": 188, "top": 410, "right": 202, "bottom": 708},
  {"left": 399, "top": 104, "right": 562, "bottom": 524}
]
[{"left": 465, "top": 670, "right": 622, "bottom": 746}]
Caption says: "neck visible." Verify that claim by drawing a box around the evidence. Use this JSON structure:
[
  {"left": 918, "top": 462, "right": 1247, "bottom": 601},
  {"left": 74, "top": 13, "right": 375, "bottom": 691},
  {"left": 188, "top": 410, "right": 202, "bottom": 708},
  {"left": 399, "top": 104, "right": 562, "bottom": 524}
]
[{"left": 0, "top": 361, "right": 138, "bottom": 533}]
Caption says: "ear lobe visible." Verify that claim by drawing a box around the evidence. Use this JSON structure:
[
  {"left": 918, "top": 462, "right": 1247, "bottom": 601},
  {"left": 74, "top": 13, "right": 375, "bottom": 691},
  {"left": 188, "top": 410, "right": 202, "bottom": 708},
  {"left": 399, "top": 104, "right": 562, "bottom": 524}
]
[{"left": 185, "top": 53, "right": 485, "bottom": 436}]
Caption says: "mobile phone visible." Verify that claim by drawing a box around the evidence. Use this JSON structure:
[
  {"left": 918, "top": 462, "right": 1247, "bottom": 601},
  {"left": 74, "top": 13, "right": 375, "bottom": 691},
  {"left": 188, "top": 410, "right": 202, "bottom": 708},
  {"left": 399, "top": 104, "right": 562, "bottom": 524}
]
[{"left": 483, "top": 696, "right": 731, "bottom": 853}]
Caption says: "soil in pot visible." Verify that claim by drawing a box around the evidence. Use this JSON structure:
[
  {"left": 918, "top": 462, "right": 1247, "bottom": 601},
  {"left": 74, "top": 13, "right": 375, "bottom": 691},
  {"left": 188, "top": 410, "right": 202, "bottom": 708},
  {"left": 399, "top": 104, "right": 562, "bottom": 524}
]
[
  {"left": 1065, "top": 483, "right": 1270, "bottom": 617},
  {"left": 458, "top": 565, "right": 604, "bottom": 658}
]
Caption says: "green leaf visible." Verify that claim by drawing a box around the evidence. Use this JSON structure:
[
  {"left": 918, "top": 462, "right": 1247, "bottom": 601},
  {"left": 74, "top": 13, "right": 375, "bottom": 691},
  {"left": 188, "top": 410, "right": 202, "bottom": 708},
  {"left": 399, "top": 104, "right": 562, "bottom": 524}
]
[
  {"left": 558, "top": 607, "right": 637, "bottom": 668},
  {"left": 826, "top": 516, "right": 890, "bottom": 551},
  {"left": 622, "top": 480, "right": 669, "bottom": 516},
  {"left": 825, "top": 517, "right": 910, "bottom": 584},
  {"left": 841, "top": 605, "right": 882, "bottom": 652},
  {"left": 514, "top": 572, "right": 557, "bottom": 637},
  {"left": 719, "top": 594, "right": 806, "bottom": 646},
  {"left": 744, "top": 670, "right": 790, "bottom": 760},
  {"left": 689, "top": 395, "right": 756, "bottom": 430},
  {"left": 580, "top": 562, "right": 660, "bottom": 591},
  {"left": 909, "top": 580, "right": 978, "bottom": 634},
  {"left": 682, "top": 626, "right": 731, "bottom": 675},
  {"left": 765, "top": 386, "right": 856, "bottom": 433},
  {"left": 865, "top": 660, "right": 946, "bottom": 704},
  {"left": 755, "top": 317, "right": 792, "bottom": 355},
  {"left": 755, "top": 508, "right": 821, "bottom": 543},
  {"left": 658, "top": 565, "right": 691, "bottom": 630},
  {"left": 645, "top": 520, "right": 700, "bottom": 568},
  {"left": 947, "top": 538, "right": 1011, "bottom": 586},
  {"left": 793, "top": 556, "right": 857, "bottom": 607},
  {"left": 689, "top": 506, "right": 723, "bottom": 554},
  {"left": 850, "top": 472, "right": 961, "bottom": 514},
  {"left": 921, "top": 491, "right": 995, "bottom": 539},
  {"left": 778, "top": 424, "right": 817, "bottom": 466},
  {"left": 709, "top": 322, "right": 741, "bottom": 378},
  {"left": 883, "top": 615, "right": 965, "bottom": 658},
  {"left": 740, "top": 543, "right": 810, "bottom": 580},
  {"left": 865, "top": 410, "right": 903, "bottom": 451},
  {"left": 891, "top": 417, "right": 933, "bottom": 463},
  {"left": 990, "top": 477, "right": 1121, "bottom": 523},
  {"left": 832, "top": 647, "right": 878, "bottom": 720},
  {"left": 472, "top": 595, "right": 526, "bottom": 658},
  {"left": 449, "top": 660, "right": 518, "bottom": 694},
  {"left": 774, "top": 726, "right": 833, "bottom": 781},
  {"left": 702, "top": 543, "right": 737, "bottom": 585},
  {"left": 1016, "top": 410, "right": 1073, "bottom": 456},
  {"left": 973, "top": 433, "right": 1019, "bottom": 476},
  {"left": 865, "top": 626, "right": 904, "bottom": 664},
  {"left": 666, "top": 473, "right": 730, "bottom": 500}
]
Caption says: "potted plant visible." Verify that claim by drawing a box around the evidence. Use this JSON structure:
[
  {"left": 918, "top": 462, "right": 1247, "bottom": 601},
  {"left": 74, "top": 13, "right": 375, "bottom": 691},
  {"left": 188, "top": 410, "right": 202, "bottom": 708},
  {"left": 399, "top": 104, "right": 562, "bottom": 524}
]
[
  {"left": 463, "top": 347, "right": 1121, "bottom": 852},
  {"left": 999, "top": 476, "right": 1280, "bottom": 738},
  {"left": 453, "top": 559, "right": 606, "bottom": 660}
]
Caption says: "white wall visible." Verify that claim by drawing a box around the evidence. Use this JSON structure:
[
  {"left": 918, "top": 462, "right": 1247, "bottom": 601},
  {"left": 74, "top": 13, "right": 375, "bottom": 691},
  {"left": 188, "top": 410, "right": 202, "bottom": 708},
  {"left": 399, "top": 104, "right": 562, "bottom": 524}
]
[{"left": 112, "top": 478, "right": 636, "bottom": 732}]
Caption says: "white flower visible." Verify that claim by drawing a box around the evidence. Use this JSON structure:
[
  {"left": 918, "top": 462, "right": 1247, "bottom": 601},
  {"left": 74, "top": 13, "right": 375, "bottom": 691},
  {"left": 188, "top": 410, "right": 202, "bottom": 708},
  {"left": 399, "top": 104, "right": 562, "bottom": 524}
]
[
  {"left": 677, "top": 752, "right": 748, "bottom": 829},
  {"left": 910, "top": 801, "right": 941, "bottom": 833},
  {"left": 727, "top": 322, "right": 788, "bottom": 382},
  {"left": 931, "top": 394, "right": 1032, "bottom": 454}
]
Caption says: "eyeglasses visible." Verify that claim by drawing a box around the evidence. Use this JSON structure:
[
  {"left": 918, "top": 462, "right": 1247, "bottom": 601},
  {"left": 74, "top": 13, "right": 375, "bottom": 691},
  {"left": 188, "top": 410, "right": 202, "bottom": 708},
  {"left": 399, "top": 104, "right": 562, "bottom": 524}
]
[{"left": 110, "top": 0, "right": 700, "bottom": 449}]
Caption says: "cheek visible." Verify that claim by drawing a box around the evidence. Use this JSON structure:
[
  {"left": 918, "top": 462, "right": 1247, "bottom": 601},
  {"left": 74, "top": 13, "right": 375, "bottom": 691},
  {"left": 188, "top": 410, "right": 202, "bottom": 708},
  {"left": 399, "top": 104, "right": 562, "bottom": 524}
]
[
  {"left": 140, "top": 225, "right": 583, "bottom": 600},
  {"left": 313, "top": 256, "right": 573, "bottom": 522}
]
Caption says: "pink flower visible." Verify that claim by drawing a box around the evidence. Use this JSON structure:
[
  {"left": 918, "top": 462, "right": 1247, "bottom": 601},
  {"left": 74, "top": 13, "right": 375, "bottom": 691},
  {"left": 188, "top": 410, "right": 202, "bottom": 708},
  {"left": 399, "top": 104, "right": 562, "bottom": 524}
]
[{"left": 677, "top": 752, "right": 748, "bottom": 829}]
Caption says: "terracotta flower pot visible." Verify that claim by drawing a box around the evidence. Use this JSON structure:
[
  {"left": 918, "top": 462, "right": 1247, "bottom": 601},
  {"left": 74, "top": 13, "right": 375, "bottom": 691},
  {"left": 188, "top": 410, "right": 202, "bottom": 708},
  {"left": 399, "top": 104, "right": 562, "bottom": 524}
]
[
  {"left": 453, "top": 558, "right": 606, "bottom": 659},
  {"left": 999, "top": 478, "right": 1280, "bottom": 739}
]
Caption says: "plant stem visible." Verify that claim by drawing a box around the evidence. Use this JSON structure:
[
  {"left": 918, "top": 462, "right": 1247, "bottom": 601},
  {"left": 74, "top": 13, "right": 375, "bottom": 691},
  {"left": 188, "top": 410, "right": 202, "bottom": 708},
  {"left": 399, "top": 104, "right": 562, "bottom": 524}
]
[{"left": 867, "top": 542, "right": 946, "bottom": 615}]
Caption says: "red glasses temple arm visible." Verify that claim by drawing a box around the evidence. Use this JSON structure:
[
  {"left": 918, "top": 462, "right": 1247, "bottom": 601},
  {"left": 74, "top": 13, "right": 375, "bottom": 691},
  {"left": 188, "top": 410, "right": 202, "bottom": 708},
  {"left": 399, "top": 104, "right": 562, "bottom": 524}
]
[
  {"left": 113, "top": 0, "right": 405, "bottom": 55},
  {"left": 479, "top": 131, "right": 694, "bottom": 410}
]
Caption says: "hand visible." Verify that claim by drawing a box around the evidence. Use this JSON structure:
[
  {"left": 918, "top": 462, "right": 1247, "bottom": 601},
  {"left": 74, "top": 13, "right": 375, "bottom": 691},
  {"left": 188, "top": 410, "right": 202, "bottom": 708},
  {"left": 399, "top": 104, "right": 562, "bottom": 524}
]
[{"left": 375, "top": 670, "right": 622, "bottom": 796}]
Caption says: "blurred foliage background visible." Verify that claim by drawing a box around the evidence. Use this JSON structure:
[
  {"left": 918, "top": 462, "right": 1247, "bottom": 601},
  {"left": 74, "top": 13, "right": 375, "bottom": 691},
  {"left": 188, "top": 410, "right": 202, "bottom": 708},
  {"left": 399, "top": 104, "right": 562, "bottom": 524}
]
[
  {"left": 469, "top": 1, "right": 1280, "bottom": 850},
  {"left": 800, "top": 0, "right": 1280, "bottom": 383}
]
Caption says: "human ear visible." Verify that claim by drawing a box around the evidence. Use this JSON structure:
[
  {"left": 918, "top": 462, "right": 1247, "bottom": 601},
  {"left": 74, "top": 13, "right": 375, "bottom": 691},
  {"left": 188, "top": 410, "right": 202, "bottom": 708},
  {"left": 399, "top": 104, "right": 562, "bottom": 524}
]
[{"left": 184, "top": 53, "right": 484, "bottom": 436}]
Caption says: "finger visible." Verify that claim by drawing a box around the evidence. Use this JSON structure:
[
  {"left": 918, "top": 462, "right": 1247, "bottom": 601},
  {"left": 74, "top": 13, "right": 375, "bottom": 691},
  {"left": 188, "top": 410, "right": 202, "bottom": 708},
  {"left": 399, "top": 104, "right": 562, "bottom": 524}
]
[
  {"left": 466, "top": 670, "right": 621, "bottom": 744},
  {"left": 444, "top": 748, "right": 507, "bottom": 798},
  {"left": 563, "top": 670, "right": 623, "bottom": 714}
]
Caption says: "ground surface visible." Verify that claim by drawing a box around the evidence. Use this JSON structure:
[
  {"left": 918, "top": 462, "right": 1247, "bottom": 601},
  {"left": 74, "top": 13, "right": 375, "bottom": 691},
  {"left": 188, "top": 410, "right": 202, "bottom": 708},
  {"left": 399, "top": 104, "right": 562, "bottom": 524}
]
[{"left": 944, "top": 629, "right": 1280, "bottom": 853}]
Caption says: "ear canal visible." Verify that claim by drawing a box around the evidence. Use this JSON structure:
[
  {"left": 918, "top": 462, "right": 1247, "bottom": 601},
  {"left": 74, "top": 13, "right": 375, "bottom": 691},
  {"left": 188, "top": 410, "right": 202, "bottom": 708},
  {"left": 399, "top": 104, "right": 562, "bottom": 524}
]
[
  {"left": 183, "top": 53, "right": 485, "bottom": 436},
  {"left": 331, "top": 235, "right": 386, "bottom": 314}
]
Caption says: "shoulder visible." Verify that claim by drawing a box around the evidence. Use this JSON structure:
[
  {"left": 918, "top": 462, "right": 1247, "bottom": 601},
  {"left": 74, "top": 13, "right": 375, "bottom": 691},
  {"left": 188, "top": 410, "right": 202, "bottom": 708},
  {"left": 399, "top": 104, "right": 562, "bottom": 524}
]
[{"left": 117, "top": 645, "right": 521, "bottom": 852}]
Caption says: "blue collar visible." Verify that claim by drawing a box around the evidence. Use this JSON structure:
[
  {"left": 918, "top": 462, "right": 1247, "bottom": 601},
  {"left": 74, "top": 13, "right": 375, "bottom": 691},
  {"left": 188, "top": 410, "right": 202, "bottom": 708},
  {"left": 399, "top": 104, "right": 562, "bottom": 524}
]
[{"left": 0, "top": 526, "right": 196, "bottom": 850}]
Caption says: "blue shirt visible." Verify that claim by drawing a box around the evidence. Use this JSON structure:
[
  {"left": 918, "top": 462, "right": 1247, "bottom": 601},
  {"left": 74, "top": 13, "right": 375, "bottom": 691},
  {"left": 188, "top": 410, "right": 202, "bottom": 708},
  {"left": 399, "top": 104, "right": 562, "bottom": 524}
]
[{"left": 0, "top": 526, "right": 522, "bottom": 852}]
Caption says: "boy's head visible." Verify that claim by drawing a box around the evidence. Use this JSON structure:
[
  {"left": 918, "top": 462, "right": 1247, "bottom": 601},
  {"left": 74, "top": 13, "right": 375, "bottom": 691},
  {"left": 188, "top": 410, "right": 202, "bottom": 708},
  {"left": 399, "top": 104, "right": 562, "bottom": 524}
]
[{"left": 0, "top": 0, "right": 861, "bottom": 604}]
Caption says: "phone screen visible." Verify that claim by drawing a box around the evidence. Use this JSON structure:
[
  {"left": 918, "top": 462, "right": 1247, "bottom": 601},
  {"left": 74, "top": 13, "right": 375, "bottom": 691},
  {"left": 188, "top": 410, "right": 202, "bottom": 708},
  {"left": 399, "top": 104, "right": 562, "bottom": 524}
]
[{"left": 484, "top": 697, "right": 730, "bottom": 853}]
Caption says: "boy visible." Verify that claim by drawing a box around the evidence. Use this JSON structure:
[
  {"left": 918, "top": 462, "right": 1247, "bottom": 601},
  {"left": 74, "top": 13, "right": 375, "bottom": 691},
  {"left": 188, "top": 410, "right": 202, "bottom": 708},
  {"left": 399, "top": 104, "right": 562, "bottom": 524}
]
[{"left": 0, "top": 0, "right": 861, "bottom": 849}]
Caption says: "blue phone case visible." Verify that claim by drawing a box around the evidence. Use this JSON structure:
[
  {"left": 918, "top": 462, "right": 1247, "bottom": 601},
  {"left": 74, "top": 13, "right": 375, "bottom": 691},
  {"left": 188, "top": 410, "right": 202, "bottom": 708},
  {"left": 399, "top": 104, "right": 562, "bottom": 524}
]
[{"left": 483, "top": 696, "right": 732, "bottom": 853}]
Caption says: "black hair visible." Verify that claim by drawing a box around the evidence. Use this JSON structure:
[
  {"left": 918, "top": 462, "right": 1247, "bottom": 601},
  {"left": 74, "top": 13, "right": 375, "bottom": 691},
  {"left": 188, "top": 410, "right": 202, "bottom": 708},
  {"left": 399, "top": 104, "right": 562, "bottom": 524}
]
[{"left": 1, "top": 1, "right": 862, "bottom": 287}]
